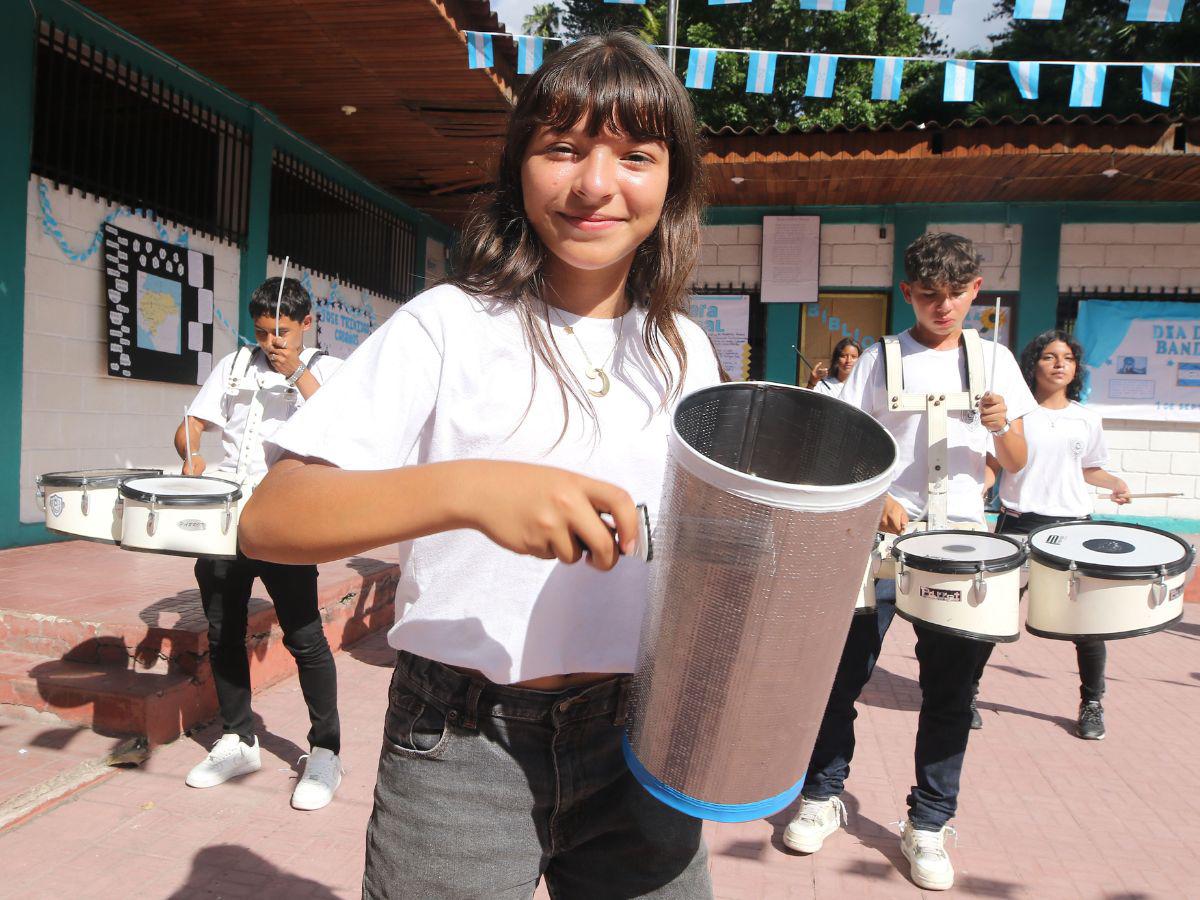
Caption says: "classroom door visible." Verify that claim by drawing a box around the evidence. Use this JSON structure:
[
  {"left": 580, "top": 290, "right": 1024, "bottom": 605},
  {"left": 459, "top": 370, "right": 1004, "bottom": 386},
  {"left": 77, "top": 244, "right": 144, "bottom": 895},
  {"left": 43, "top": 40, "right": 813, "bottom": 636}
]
[{"left": 797, "top": 293, "right": 887, "bottom": 384}]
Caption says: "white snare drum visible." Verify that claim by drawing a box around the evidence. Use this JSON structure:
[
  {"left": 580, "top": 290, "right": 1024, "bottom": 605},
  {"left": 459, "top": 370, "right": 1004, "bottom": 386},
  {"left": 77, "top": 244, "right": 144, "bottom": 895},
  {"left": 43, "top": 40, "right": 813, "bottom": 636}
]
[
  {"left": 1026, "top": 521, "right": 1195, "bottom": 640},
  {"left": 118, "top": 475, "right": 245, "bottom": 559},
  {"left": 38, "top": 468, "right": 163, "bottom": 543},
  {"left": 892, "top": 530, "right": 1026, "bottom": 642}
]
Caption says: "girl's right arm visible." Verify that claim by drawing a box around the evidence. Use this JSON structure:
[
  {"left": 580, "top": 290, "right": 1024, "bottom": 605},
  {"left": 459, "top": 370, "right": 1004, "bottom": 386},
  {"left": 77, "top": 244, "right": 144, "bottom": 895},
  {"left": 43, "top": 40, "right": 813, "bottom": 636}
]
[{"left": 239, "top": 456, "right": 641, "bottom": 571}]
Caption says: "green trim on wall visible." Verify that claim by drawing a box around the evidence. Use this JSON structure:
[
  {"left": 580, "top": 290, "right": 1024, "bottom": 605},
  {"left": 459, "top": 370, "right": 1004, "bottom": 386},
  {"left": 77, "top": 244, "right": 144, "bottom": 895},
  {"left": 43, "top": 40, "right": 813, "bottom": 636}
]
[
  {"left": 0, "top": 3, "right": 37, "bottom": 549},
  {"left": 889, "top": 210, "right": 928, "bottom": 334},
  {"left": 1010, "top": 206, "right": 1062, "bottom": 349},
  {"left": 238, "top": 112, "right": 275, "bottom": 343},
  {"left": 764, "top": 304, "right": 802, "bottom": 385}
]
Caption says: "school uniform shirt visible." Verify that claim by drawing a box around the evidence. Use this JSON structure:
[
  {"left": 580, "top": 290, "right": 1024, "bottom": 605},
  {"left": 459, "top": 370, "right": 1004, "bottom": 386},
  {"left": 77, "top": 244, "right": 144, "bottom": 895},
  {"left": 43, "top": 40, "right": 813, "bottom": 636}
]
[
  {"left": 999, "top": 402, "right": 1108, "bottom": 518},
  {"left": 268, "top": 284, "right": 723, "bottom": 684},
  {"left": 839, "top": 329, "right": 1037, "bottom": 525},
  {"left": 188, "top": 347, "right": 343, "bottom": 486},
  {"left": 812, "top": 376, "right": 845, "bottom": 399}
]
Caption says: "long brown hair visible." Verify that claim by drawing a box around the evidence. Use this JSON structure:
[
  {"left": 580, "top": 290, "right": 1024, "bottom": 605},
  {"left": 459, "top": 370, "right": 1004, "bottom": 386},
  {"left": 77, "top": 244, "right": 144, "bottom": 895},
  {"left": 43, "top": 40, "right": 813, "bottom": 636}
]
[{"left": 450, "top": 32, "right": 707, "bottom": 432}]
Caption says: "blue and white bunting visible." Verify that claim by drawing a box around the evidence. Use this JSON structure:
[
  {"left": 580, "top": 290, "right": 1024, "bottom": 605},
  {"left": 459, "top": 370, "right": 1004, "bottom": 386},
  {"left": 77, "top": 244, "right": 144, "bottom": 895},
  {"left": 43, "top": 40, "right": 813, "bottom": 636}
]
[
  {"left": 1069, "top": 63, "right": 1107, "bottom": 107},
  {"left": 871, "top": 57, "right": 905, "bottom": 101},
  {"left": 465, "top": 32, "right": 493, "bottom": 70},
  {"left": 1142, "top": 63, "right": 1176, "bottom": 106},
  {"left": 805, "top": 54, "right": 839, "bottom": 98},
  {"left": 516, "top": 36, "right": 544, "bottom": 75},
  {"left": 745, "top": 52, "right": 779, "bottom": 94},
  {"left": 1014, "top": 0, "right": 1066, "bottom": 18},
  {"left": 709, "top": 0, "right": 753, "bottom": 4},
  {"left": 686, "top": 48, "right": 719, "bottom": 90},
  {"left": 943, "top": 60, "right": 976, "bottom": 102},
  {"left": 800, "top": 0, "right": 848, "bottom": 9},
  {"left": 603, "top": 0, "right": 647, "bottom": 4},
  {"left": 907, "top": 0, "right": 955, "bottom": 14},
  {"left": 1008, "top": 61, "right": 1040, "bottom": 99},
  {"left": 1126, "top": 0, "right": 1184, "bottom": 22}
]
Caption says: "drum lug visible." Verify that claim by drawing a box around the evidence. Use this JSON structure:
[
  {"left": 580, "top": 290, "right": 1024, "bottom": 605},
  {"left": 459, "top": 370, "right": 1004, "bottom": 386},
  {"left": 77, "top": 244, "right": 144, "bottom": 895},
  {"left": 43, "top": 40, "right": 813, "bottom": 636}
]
[
  {"left": 221, "top": 499, "right": 233, "bottom": 536},
  {"left": 147, "top": 496, "right": 158, "bottom": 537},
  {"left": 36, "top": 481, "right": 45, "bottom": 511},
  {"left": 1067, "top": 560, "right": 1079, "bottom": 602},
  {"left": 973, "top": 568, "right": 988, "bottom": 604},
  {"left": 1151, "top": 568, "right": 1168, "bottom": 607},
  {"left": 896, "top": 552, "right": 909, "bottom": 595},
  {"left": 80, "top": 483, "right": 90, "bottom": 516}
]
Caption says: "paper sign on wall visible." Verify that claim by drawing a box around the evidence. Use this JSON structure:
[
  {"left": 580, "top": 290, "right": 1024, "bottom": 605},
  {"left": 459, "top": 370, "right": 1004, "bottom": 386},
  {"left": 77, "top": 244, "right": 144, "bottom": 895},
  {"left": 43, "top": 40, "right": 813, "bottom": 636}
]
[
  {"left": 761, "top": 216, "right": 820, "bottom": 304},
  {"left": 690, "top": 294, "right": 751, "bottom": 380}
]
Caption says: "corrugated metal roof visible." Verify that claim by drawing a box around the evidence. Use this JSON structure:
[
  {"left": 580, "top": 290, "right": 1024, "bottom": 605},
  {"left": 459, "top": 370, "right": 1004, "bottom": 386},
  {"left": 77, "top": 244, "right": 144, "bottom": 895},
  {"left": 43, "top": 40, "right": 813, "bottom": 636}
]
[{"left": 704, "top": 113, "right": 1194, "bottom": 137}]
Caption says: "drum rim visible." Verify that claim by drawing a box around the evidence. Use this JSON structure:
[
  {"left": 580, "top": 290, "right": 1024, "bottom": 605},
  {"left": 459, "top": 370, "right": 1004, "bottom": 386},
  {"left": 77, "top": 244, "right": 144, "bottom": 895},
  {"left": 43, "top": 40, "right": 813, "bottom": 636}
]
[
  {"left": 38, "top": 468, "right": 163, "bottom": 488},
  {"left": 1026, "top": 519, "right": 1195, "bottom": 579},
  {"left": 890, "top": 529, "right": 1027, "bottom": 574},
  {"left": 894, "top": 606, "right": 1020, "bottom": 643},
  {"left": 1026, "top": 613, "right": 1182, "bottom": 642},
  {"left": 118, "top": 475, "right": 243, "bottom": 505}
]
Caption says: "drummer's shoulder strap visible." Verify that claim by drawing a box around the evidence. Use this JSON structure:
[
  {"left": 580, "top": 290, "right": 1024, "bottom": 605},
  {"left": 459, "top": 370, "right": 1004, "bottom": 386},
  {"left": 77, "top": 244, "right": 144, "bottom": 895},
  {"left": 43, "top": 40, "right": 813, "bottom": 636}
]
[
  {"left": 226, "top": 345, "right": 257, "bottom": 394},
  {"left": 961, "top": 328, "right": 985, "bottom": 406}
]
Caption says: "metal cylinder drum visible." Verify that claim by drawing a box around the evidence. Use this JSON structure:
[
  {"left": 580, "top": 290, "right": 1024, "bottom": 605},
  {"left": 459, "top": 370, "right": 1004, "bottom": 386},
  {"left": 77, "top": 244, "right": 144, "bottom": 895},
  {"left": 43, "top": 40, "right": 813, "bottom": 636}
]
[{"left": 624, "top": 382, "right": 897, "bottom": 822}]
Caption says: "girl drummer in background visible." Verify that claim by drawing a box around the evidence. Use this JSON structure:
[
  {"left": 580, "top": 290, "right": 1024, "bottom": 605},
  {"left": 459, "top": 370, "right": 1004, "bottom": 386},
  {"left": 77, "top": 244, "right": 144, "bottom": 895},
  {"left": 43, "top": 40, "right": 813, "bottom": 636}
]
[
  {"left": 806, "top": 337, "right": 861, "bottom": 398},
  {"left": 975, "top": 330, "right": 1131, "bottom": 740},
  {"left": 240, "top": 32, "right": 720, "bottom": 899}
]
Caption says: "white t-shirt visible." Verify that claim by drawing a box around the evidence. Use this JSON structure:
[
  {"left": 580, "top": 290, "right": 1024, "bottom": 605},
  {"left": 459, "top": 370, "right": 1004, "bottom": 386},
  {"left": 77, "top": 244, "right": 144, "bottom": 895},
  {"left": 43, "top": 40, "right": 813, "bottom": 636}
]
[
  {"left": 189, "top": 347, "right": 343, "bottom": 485},
  {"left": 812, "top": 376, "right": 845, "bottom": 399},
  {"left": 999, "top": 402, "right": 1108, "bottom": 517},
  {"left": 268, "top": 284, "right": 722, "bottom": 684},
  {"left": 839, "top": 329, "right": 1037, "bottom": 524}
]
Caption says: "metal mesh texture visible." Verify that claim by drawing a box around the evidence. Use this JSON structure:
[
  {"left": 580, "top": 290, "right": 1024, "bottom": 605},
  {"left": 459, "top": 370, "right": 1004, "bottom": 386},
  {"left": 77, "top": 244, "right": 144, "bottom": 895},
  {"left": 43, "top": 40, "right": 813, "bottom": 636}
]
[{"left": 628, "top": 385, "right": 891, "bottom": 806}]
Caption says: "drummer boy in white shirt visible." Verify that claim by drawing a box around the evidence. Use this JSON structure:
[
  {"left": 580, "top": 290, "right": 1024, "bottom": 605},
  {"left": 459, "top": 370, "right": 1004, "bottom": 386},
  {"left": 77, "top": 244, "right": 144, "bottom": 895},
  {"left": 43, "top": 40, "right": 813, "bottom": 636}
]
[
  {"left": 174, "top": 276, "right": 345, "bottom": 810},
  {"left": 785, "top": 233, "right": 1037, "bottom": 891}
]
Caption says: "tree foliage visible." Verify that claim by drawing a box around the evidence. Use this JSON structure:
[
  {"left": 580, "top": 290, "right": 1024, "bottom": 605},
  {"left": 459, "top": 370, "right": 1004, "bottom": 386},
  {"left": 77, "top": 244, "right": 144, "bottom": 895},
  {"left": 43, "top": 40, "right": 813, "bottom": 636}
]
[{"left": 524, "top": 3, "right": 564, "bottom": 38}]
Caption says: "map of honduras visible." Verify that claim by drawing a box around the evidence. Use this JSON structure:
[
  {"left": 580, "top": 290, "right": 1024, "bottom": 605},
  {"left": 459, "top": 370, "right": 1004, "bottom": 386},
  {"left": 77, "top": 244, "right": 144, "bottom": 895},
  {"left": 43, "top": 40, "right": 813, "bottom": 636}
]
[{"left": 136, "top": 271, "right": 182, "bottom": 354}]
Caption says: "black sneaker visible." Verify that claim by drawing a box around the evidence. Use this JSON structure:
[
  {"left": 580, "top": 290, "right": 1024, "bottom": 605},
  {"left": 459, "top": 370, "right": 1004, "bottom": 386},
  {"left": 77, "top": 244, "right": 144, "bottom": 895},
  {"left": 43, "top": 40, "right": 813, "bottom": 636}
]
[
  {"left": 1077, "top": 701, "right": 1106, "bottom": 740},
  {"left": 969, "top": 699, "right": 982, "bottom": 730}
]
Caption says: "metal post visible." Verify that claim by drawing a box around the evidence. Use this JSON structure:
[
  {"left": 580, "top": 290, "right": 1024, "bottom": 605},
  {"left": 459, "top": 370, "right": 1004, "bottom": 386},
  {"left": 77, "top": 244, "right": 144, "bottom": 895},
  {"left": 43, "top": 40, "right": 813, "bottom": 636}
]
[{"left": 666, "top": 0, "right": 678, "bottom": 69}]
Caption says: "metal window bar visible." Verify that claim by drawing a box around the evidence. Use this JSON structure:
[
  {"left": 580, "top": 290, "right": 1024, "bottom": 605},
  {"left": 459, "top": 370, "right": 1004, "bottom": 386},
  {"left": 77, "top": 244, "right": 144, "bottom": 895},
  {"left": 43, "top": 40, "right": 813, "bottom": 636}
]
[
  {"left": 31, "top": 19, "right": 251, "bottom": 246},
  {"left": 1058, "top": 286, "right": 1199, "bottom": 334}
]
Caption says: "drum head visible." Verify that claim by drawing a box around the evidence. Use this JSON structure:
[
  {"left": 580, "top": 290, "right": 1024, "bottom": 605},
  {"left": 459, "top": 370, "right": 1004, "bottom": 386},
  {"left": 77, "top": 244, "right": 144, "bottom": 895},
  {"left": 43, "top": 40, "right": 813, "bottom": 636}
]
[
  {"left": 119, "top": 475, "right": 242, "bottom": 504},
  {"left": 892, "top": 530, "right": 1025, "bottom": 574},
  {"left": 39, "top": 468, "right": 162, "bottom": 487},
  {"left": 1028, "top": 521, "right": 1194, "bottom": 579}
]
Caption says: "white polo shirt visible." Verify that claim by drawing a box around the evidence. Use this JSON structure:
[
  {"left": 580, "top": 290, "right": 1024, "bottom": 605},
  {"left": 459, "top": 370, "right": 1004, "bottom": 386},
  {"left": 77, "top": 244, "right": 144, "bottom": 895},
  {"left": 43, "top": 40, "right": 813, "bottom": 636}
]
[{"left": 999, "top": 402, "right": 1108, "bottom": 518}]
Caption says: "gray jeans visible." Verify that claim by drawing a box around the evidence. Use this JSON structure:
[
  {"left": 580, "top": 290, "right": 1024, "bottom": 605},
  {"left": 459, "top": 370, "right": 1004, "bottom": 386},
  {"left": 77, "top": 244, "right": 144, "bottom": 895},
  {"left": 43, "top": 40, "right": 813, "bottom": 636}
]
[{"left": 363, "top": 651, "right": 712, "bottom": 900}]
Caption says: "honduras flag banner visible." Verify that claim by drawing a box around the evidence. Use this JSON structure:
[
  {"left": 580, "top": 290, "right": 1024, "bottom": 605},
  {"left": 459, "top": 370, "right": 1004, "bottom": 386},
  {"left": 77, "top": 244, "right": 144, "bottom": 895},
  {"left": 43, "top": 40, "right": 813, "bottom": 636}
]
[
  {"left": 943, "top": 60, "right": 976, "bottom": 102},
  {"left": 516, "top": 36, "right": 544, "bottom": 75},
  {"left": 805, "top": 54, "right": 839, "bottom": 98},
  {"left": 708, "top": 0, "right": 753, "bottom": 5},
  {"left": 907, "top": 0, "right": 955, "bottom": 14},
  {"left": 871, "top": 58, "right": 904, "bottom": 101},
  {"left": 1014, "top": 0, "right": 1066, "bottom": 18},
  {"left": 1142, "top": 63, "right": 1175, "bottom": 107},
  {"left": 1008, "top": 61, "right": 1040, "bottom": 100},
  {"left": 465, "top": 32, "right": 494, "bottom": 70},
  {"left": 686, "top": 48, "right": 719, "bottom": 90},
  {"left": 800, "top": 0, "right": 849, "bottom": 9},
  {"left": 1069, "top": 63, "right": 1107, "bottom": 107},
  {"left": 1127, "top": 0, "right": 1184, "bottom": 21},
  {"left": 746, "top": 52, "right": 779, "bottom": 95},
  {"left": 603, "top": 0, "right": 647, "bottom": 4}
]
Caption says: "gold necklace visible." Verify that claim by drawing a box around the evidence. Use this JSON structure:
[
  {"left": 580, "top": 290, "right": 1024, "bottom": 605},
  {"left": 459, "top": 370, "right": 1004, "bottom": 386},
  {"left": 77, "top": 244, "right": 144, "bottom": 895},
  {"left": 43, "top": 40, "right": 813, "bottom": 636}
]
[{"left": 548, "top": 305, "right": 626, "bottom": 398}]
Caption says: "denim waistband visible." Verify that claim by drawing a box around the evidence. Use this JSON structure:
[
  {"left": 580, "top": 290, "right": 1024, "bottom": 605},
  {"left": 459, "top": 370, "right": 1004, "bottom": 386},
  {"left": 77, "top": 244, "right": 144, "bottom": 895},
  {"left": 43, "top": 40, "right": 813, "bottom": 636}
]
[{"left": 393, "top": 650, "right": 631, "bottom": 731}]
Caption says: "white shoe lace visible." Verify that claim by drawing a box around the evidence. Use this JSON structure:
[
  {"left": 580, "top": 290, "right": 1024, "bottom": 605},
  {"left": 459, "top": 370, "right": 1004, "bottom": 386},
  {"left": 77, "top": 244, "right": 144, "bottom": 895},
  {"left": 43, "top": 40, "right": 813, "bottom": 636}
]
[
  {"left": 206, "top": 735, "right": 245, "bottom": 764},
  {"left": 298, "top": 752, "right": 340, "bottom": 786},
  {"left": 799, "top": 796, "right": 847, "bottom": 827},
  {"left": 907, "top": 824, "right": 957, "bottom": 861}
]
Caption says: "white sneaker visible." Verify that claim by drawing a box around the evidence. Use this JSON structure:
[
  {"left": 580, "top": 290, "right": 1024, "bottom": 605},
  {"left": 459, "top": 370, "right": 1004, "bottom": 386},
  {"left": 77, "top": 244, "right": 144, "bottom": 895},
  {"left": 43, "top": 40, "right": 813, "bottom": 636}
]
[
  {"left": 290, "top": 747, "right": 343, "bottom": 811},
  {"left": 900, "top": 820, "right": 955, "bottom": 890},
  {"left": 185, "top": 734, "right": 261, "bottom": 788},
  {"left": 782, "top": 796, "right": 847, "bottom": 853}
]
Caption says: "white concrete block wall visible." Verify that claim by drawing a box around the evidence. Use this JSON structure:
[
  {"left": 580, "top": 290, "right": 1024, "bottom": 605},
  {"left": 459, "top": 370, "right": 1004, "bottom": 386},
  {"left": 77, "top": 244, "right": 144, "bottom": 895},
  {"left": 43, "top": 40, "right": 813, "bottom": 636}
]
[
  {"left": 926, "top": 223, "right": 1022, "bottom": 292},
  {"left": 20, "top": 178, "right": 240, "bottom": 523},
  {"left": 1059, "top": 222, "right": 1200, "bottom": 291},
  {"left": 694, "top": 222, "right": 894, "bottom": 291},
  {"left": 1092, "top": 420, "right": 1200, "bottom": 520}
]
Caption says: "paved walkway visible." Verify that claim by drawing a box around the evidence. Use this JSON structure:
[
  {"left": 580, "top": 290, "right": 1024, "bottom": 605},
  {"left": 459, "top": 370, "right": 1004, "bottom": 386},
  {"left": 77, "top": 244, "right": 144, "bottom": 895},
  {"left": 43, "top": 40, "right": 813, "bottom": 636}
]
[{"left": 2, "top": 607, "right": 1199, "bottom": 898}]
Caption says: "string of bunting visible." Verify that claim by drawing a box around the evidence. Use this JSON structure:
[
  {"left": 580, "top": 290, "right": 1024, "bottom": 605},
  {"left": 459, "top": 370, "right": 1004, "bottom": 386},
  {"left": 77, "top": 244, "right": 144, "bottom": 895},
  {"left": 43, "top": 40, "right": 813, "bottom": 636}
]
[
  {"left": 601, "top": 0, "right": 1185, "bottom": 19},
  {"left": 37, "top": 181, "right": 190, "bottom": 263},
  {"left": 463, "top": 29, "right": 1195, "bottom": 106}
]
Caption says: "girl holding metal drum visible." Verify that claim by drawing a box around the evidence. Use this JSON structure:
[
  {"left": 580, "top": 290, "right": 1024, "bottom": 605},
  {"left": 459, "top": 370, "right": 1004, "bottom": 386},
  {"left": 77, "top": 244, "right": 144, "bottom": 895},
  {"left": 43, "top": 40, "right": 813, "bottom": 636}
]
[
  {"left": 806, "top": 336, "right": 861, "bottom": 398},
  {"left": 241, "top": 34, "right": 721, "bottom": 900},
  {"left": 975, "top": 330, "right": 1130, "bottom": 740}
]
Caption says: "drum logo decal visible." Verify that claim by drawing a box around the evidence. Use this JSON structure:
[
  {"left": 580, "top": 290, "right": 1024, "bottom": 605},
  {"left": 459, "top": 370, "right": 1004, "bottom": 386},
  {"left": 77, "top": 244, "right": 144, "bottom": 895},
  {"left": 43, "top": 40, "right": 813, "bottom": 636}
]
[
  {"left": 1170, "top": 586, "right": 1184, "bottom": 602},
  {"left": 1045, "top": 534, "right": 1064, "bottom": 545},
  {"left": 49, "top": 494, "right": 64, "bottom": 517},
  {"left": 177, "top": 519, "right": 207, "bottom": 532},
  {"left": 1082, "top": 538, "right": 1135, "bottom": 555},
  {"left": 920, "top": 586, "right": 962, "bottom": 603}
]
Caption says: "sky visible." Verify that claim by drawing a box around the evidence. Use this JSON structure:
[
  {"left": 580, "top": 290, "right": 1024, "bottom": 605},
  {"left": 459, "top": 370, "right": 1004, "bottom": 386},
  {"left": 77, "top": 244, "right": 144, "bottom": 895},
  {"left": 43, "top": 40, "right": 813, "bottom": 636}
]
[{"left": 487, "top": 0, "right": 1007, "bottom": 54}]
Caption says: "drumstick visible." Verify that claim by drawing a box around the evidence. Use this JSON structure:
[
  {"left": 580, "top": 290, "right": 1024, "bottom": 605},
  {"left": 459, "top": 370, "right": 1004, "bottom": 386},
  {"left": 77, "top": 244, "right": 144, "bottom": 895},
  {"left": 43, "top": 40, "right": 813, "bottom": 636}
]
[
  {"left": 1101, "top": 492, "right": 1183, "bottom": 500},
  {"left": 987, "top": 297, "right": 1001, "bottom": 396},
  {"left": 274, "top": 256, "right": 291, "bottom": 342},
  {"left": 791, "top": 345, "right": 817, "bottom": 372},
  {"left": 183, "top": 405, "right": 192, "bottom": 474}
]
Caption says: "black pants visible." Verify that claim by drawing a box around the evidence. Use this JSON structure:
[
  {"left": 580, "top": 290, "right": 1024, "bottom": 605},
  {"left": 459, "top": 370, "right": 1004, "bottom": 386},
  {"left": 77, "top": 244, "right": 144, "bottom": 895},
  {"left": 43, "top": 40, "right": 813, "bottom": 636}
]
[
  {"left": 196, "top": 552, "right": 341, "bottom": 753},
  {"left": 973, "top": 511, "right": 1106, "bottom": 703}
]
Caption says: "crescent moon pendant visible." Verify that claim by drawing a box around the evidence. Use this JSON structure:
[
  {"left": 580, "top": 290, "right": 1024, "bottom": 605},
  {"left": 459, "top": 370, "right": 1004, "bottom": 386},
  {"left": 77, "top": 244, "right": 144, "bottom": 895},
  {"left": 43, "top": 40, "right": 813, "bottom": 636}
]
[{"left": 586, "top": 367, "right": 610, "bottom": 398}]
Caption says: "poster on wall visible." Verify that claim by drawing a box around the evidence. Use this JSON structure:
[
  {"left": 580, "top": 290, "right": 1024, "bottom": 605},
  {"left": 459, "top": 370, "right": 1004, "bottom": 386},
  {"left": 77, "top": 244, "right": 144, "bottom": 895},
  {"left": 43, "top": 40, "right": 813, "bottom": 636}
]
[
  {"left": 690, "top": 294, "right": 751, "bottom": 380},
  {"left": 761, "top": 216, "right": 819, "bottom": 304},
  {"left": 315, "top": 292, "right": 375, "bottom": 360},
  {"left": 963, "top": 296, "right": 1013, "bottom": 349},
  {"left": 103, "top": 224, "right": 214, "bottom": 384},
  {"left": 1075, "top": 300, "right": 1200, "bottom": 422}
]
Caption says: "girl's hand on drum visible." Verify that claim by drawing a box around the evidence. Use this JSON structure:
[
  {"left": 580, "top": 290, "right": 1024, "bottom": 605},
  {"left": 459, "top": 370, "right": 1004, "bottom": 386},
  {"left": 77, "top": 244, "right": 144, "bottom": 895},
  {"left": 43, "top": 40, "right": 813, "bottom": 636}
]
[
  {"left": 182, "top": 456, "right": 206, "bottom": 476},
  {"left": 879, "top": 494, "right": 909, "bottom": 535},
  {"left": 806, "top": 361, "right": 828, "bottom": 388},
  {"left": 459, "top": 462, "right": 638, "bottom": 570}
]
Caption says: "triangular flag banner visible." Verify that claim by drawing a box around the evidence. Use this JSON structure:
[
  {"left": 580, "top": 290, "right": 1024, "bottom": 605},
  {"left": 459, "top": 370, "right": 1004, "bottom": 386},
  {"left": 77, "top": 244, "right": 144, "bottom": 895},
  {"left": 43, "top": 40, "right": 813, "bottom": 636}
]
[
  {"left": 603, "top": 0, "right": 647, "bottom": 4},
  {"left": 686, "top": 48, "right": 719, "bottom": 90},
  {"left": 1014, "top": 0, "right": 1067, "bottom": 18},
  {"left": 1069, "top": 63, "right": 1107, "bottom": 107},
  {"left": 943, "top": 60, "right": 976, "bottom": 102},
  {"left": 1142, "top": 63, "right": 1176, "bottom": 106},
  {"left": 907, "top": 0, "right": 955, "bottom": 14},
  {"left": 465, "top": 32, "right": 493, "bottom": 70},
  {"left": 746, "top": 52, "right": 778, "bottom": 95},
  {"left": 1127, "top": 0, "right": 1184, "bottom": 21},
  {"left": 805, "top": 54, "right": 839, "bottom": 98},
  {"left": 516, "top": 36, "right": 544, "bottom": 75},
  {"left": 800, "top": 0, "right": 848, "bottom": 9},
  {"left": 709, "top": 0, "right": 753, "bottom": 4},
  {"left": 1008, "top": 61, "right": 1040, "bottom": 99},
  {"left": 871, "top": 57, "right": 905, "bottom": 101}
]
